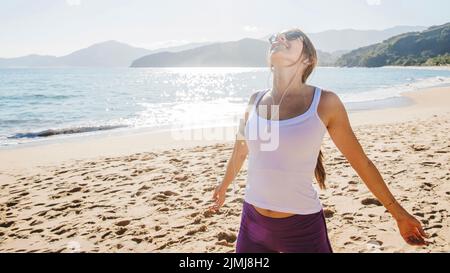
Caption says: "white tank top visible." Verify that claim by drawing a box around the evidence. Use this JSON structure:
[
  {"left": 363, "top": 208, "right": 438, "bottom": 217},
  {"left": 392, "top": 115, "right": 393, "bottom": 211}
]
[{"left": 244, "top": 86, "right": 327, "bottom": 215}]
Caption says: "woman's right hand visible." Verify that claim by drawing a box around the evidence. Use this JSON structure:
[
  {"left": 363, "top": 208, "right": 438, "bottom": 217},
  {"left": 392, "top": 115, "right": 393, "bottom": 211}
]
[
  {"left": 395, "top": 211, "right": 429, "bottom": 246},
  {"left": 209, "top": 184, "right": 227, "bottom": 212}
]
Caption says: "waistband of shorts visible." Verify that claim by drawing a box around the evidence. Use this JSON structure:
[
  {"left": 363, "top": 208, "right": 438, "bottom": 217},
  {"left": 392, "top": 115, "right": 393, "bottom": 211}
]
[{"left": 242, "top": 200, "right": 324, "bottom": 229}]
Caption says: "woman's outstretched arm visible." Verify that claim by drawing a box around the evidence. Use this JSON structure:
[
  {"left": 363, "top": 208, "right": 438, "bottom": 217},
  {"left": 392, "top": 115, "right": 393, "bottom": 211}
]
[
  {"left": 323, "top": 91, "right": 429, "bottom": 246},
  {"left": 208, "top": 92, "right": 258, "bottom": 212}
]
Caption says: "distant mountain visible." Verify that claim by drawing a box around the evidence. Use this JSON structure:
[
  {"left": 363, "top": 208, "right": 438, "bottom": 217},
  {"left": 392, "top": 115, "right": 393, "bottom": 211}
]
[
  {"left": 0, "top": 40, "right": 212, "bottom": 68},
  {"left": 0, "top": 25, "right": 430, "bottom": 68},
  {"left": 260, "top": 26, "right": 427, "bottom": 53},
  {"left": 131, "top": 38, "right": 268, "bottom": 67},
  {"left": 147, "top": 41, "right": 216, "bottom": 54},
  {"left": 57, "top": 40, "right": 151, "bottom": 67},
  {"left": 336, "top": 22, "right": 450, "bottom": 67},
  {"left": 0, "top": 40, "right": 151, "bottom": 67},
  {"left": 0, "top": 54, "right": 58, "bottom": 67},
  {"left": 131, "top": 38, "right": 336, "bottom": 67}
]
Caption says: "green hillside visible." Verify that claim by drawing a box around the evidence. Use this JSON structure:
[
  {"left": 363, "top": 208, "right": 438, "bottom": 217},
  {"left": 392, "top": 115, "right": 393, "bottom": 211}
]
[{"left": 336, "top": 22, "right": 450, "bottom": 67}]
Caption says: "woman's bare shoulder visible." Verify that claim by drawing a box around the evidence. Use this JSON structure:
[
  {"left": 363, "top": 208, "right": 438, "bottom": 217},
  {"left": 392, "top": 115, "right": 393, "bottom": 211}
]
[
  {"left": 320, "top": 89, "right": 341, "bottom": 105},
  {"left": 318, "top": 89, "right": 347, "bottom": 126}
]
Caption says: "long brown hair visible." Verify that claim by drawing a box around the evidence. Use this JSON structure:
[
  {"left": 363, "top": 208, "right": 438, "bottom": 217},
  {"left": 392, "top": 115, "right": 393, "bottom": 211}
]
[{"left": 267, "top": 27, "right": 326, "bottom": 190}]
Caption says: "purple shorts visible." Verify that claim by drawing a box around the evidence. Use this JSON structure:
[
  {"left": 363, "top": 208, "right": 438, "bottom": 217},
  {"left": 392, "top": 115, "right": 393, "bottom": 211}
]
[{"left": 236, "top": 201, "right": 333, "bottom": 253}]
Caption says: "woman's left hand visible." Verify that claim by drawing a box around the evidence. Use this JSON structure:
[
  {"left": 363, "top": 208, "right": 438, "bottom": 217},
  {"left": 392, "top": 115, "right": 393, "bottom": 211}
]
[{"left": 396, "top": 212, "right": 429, "bottom": 246}]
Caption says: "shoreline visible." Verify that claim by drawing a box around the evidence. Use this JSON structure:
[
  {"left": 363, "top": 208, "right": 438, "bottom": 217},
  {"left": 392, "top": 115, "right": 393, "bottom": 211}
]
[
  {"left": 383, "top": 65, "right": 450, "bottom": 70},
  {"left": 0, "top": 90, "right": 416, "bottom": 151},
  {"left": 0, "top": 85, "right": 449, "bottom": 172},
  {"left": 314, "top": 65, "right": 450, "bottom": 70}
]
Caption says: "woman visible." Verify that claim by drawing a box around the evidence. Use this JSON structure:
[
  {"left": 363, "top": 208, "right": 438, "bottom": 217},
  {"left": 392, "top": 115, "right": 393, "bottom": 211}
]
[{"left": 209, "top": 28, "right": 428, "bottom": 253}]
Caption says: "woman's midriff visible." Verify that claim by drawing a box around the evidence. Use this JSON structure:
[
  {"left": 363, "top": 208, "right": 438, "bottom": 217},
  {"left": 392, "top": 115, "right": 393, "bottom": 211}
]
[{"left": 252, "top": 205, "right": 297, "bottom": 218}]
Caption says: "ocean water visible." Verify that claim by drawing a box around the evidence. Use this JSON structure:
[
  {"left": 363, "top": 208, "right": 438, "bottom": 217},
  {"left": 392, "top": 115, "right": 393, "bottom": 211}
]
[{"left": 1, "top": 66, "right": 450, "bottom": 147}]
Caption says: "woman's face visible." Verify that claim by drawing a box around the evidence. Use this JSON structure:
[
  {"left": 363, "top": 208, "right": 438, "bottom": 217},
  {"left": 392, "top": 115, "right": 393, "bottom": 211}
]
[{"left": 269, "top": 31, "right": 305, "bottom": 68}]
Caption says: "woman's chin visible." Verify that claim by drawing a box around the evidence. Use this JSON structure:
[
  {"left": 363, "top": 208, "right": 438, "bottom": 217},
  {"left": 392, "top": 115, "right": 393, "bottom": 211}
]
[
  {"left": 270, "top": 56, "right": 287, "bottom": 66},
  {"left": 270, "top": 49, "right": 289, "bottom": 61}
]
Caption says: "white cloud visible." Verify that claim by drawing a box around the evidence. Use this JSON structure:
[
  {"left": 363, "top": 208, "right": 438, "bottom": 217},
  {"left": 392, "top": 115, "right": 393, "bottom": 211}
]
[
  {"left": 366, "top": 0, "right": 382, "bottom": 6},
  {"left": 66, "top": 0, "right": 81, "bottom": 6},
  {"left": 243, "top": 25, "right": 259, "bottom": 32}
]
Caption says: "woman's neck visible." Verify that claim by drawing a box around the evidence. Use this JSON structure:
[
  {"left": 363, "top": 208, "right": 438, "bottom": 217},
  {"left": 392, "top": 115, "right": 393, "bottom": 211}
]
[{"left": 271, "top": 66, "right": 307, "bottom": 101}]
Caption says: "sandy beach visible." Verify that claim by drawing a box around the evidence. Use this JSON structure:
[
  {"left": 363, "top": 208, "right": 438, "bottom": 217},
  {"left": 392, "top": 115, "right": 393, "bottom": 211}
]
[{"left": 0, "top": 86, "right": 449, "bottom": 253}]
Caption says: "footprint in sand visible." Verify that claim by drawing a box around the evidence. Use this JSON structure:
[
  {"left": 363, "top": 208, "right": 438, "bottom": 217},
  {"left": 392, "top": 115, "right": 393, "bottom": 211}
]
[
  {"left": 0, "top": 221, "right": 14, "bottom": 228},
  {"left": 186, "top": 225, "right": 207, "bottom": 236},
  {"left": 115, "top": 228, "right": 127, "bottom": 236},
  {"left": 173, "top": 174, "right": 188, "bottom": 182},
  {"left": 350, "top": 235, "right": 363, "bottom": 241},
  {"left": 100, "top": 231, "right": 112, "bottom": 240},
  {"left": 217, "top": 231, "right": 237, "bottom": 246},
  {"left": 323, "top": 209, "right": 335, "bottom": 218},
  {"left": 29, "top": 220, "right": 43, "bottom": 226},
  {"left": 131, "top": 238, "right": 143, "bottom": 244},
  {"left": 361, "top": 198, "right": 382, "bottom": 206},
  {"left": 169, "top": 158, "right": 182, "bottom": 164},
  {"left": 68, "top": 187, "right": 82, "bottom": 193},
  {"left": 152, "top": 194, "right": 169, "bottom": 202},
  {"left": 217, "top": 231, "right": 236, "bottom": 243},
  {"left": 162, "top": 190, "right": 179, "bottom": 196},
  {"left": 115, "top": 220, "right": 131, "bottom": 227},
  {"left": 30, "top": 228, "right": 44, "bottom": 234},
  {"left": 410, "top": 144, "right": 430, "bottom": 151}
]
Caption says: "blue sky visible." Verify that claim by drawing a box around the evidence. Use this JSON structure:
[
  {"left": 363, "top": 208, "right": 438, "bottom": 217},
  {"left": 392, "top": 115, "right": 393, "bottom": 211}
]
[{"left": 1, "top": 0, "right": 449, "bottom": 57}]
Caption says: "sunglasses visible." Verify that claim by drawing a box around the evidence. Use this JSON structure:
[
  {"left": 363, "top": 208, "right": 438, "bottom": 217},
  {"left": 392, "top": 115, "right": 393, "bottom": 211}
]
[{"left": 268, "top": 30, "right": 304, "bottom": 44}]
